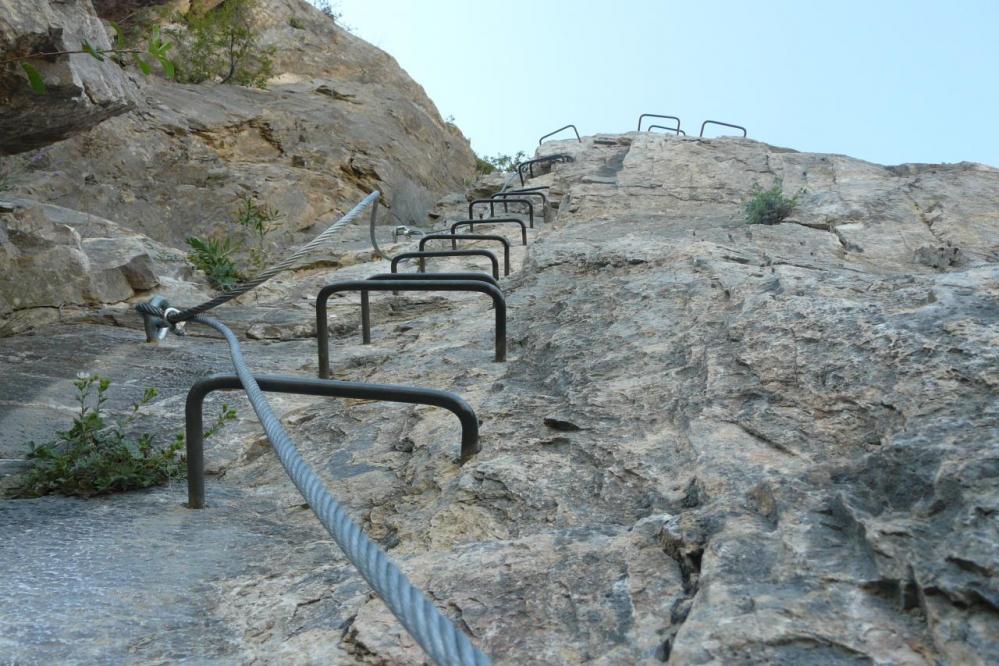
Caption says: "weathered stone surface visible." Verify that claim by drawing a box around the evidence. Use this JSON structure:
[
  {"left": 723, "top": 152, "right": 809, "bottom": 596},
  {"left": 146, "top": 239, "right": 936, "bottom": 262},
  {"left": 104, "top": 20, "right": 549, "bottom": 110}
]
[
  {"left": 0, "top": 197, "right": 163, "bottom": 334},
  {"left": 0, "top": 0, "right": 138, "bottom": 154},
  {"left": 6, "top": 0, "right": 476, "bottom": 251},
  {"left": 1, "top": 133, "right": 996, "bottom": 664}
]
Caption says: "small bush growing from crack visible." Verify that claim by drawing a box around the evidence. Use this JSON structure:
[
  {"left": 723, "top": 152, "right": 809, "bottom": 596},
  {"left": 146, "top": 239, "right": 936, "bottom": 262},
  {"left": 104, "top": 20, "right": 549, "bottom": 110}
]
[
  {"left": 234, "top": 195, "right": 281, "bottom": 273},
  {"left": 186, "top": 194, "right": 282, "bottom": 290},
  {"left": 14, "top": 373, "right": 236, "bottom": 498},
  {"left": 171, "top": 0, "right": 275, "bottom": 88},
  {"left": 744, "top": 179, "right": 801, "bottom": 225},
  {"left": 476, "top": 150, "right": 528, "bottom": 175},
  {"left": 186, "top": 235, "right": 241, "bottom": 291}
]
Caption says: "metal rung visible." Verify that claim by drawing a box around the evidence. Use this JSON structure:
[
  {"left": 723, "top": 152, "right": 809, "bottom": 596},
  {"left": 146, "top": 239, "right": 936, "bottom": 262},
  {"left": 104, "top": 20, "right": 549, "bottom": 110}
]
[
  {"left": 185, "top": 373, "right": 481, "bottom": 508},
  {"left": 638, "top": 113, "right": 681, "bottom": 132},
  {"left": 538, "top": 124, "right": 581, "bottom": 145},
  {"left": 648, "top": 125, "right": 686, "bottom": 136},
  {"left": 391, "top": 249, "right": 500, "bottom": 279},
  {"left": 515, "top": 154, "right": 574, "bottom": 186},
  {"left": 419, "top": 233, "right": 511, "bottom": 275},
  {"left": 316, "top": 279, "right": 507, "bottom": 377},
  {"left": 469, "top": 198, "right": 535, "bottom": 228},
  {"left": 700, "top": 120, "right": 747, "bottom": 137},
  {"left": 450, "top": 218, "right": 527, "bottom": 245}
]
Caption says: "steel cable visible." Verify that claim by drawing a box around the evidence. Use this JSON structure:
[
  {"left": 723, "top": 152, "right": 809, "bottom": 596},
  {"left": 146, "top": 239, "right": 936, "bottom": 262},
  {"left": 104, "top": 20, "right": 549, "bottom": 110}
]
[
  {"left": 191, "top": 313, "right": 491, "bottom": 666},
  {"left": 169, "top": 192, "right": 382, "bottom": 324}
]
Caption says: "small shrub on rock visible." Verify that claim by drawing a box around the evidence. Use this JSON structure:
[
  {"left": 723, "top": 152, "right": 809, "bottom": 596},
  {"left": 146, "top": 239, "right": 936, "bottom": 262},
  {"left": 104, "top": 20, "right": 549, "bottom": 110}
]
[
  {"left": 13, "top": 373, "right": 236, "bottom": 498},
  {"left": 476, "top": 150, "right": 528, "bottom": 175},
  {"left": 172, "top": 0, "right": 274, "bottom": 88},
  {"left": 186, "top": 235, "right": 241, "bottom": 290},
  {"left": 744, "top": 180, "right": 800, "bottom": 225}
]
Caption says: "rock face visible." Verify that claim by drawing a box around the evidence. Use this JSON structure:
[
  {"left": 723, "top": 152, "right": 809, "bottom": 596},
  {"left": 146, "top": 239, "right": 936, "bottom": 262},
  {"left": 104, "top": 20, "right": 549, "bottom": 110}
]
[
  {"left": 8, "top": 0, "right": 476, "bottom": 248},
  {"left": 1, "top": 0, "right": 476, "bottom": 334},
  {"left": 0, "top": 0, "right": 138, "bottom": 154},
  {"left": 1, "top": 133, "right": 995, "bottom": 664},
  {"left": 0, "top": 197, "right": 169, "bottom": 336}
]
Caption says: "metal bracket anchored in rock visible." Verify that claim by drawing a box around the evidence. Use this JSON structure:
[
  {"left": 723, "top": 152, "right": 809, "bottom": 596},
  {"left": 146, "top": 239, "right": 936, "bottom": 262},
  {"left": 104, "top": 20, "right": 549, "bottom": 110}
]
[
  {"left": 468, "top": 198, "right": 534, "bottom": 228},
  {"left": 699, "top": 120, "right": 747, "bottom": 137},
  {"left": 361, "top": 273, "right": 501, "bottom": 337},
  {"left": 450, "top": 218, "right": 528, "bottom": 245},
  {"left": 538, "top": 124, "right": 581, "bottom": 145},
  {"left": 648, "top": 125, "right": 686, "bottom": 136},
  {"left": 419, "top": 233, "right": 511, "bottom": 275},
  {"left": 638, "top": 113, "right": 682, "bottom": 132},
  {"left": 490, "top": 191, "right": 548, "bottom": 220},
  {"left": 185, "top": 373, "right": 481, "bottom": 509},
  {"left": 515, "top": 154, "right": 574, "bottom": 186},
  {"left": 391, "top": 249, "right": 501, "bottom": 279},
  {"left": 316, "top": 279, "right": 507, "bottom": 377}
]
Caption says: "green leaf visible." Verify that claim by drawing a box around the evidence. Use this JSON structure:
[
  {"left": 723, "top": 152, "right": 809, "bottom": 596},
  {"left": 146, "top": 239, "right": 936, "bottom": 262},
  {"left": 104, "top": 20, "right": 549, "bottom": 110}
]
[
  {"left": 147, "top": 26, "right": 161, "bottom": 54},
  {"left": 154, "top": 53, "right": 175, "bottom": 80},
  {"left": 108, "top": 20, "right": 124, "bottom": 50},
  {"left": 20, "top": 62, "right": 46, "bottom": 94},
  {"left": 133, "top": 54, "right": 152, "bottom": 76},
  {"left": 81, "top": 40, "right": 104, "bottom": 62}
]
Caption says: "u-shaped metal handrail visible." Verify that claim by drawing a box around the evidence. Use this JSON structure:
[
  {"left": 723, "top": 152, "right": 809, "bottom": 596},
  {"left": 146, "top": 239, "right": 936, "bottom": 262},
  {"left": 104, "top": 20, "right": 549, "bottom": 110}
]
[
  {"left": 361, "top": 272, "right": 500, "bottom": 342},
  {"left": 638, "top": 113, "right": 681, "bottom": 132},
  {"left": 419, "top": 233, "right": 511, "bottom": 275},
  {"left": 538, "top": 124, "right": 581, "bottom": 145},
  {"left": 185, "top": 373, "right": 481, "bottom": 507},
  {"left": 391, "top": 249, "right": 500, "bottom": 279},
  {"left": 316, "top": 279, "right": 507, "bottom": 377},
  {"left": 515, "top": 154, "right": 574, "bottom": 186},
  {"left": 450, "top": 218, "right": 528, "bottom": 245},
  {"left": 648, "top": 125, "right": 686, "bottom": 136},
  {"left": 700, "top": 120, "right": 747, "bottom": 137},
  {"left": 490, "top": 191, "right": 548, "bottom": 219},
  {"left": 469, "top": 198, "right": 534, "bottom": 228}
]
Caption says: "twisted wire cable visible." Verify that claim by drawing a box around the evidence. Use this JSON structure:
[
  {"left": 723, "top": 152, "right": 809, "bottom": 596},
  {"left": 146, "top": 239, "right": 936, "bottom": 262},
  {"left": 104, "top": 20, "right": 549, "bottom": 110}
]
[
  {"left": 191, "top": 313, "right": 491, "bottom": 666},
  {"left": 169, "top": 192, "right": 382, "bottom": 324}
]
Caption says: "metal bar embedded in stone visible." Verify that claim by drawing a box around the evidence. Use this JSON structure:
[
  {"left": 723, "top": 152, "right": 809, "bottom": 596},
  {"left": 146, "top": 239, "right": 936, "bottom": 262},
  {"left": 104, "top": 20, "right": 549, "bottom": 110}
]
[
  {"left": 316, "top": 279, "right": 507, "bottom": 377},
  {"left": 419, "top": 234, "right": 511, "bottom": 275},
  {"left": 449, "top": 218, "right": 527, "bottom": 246},
  {"left": 538, "top": 124, "right": 581, "bottom": 145},
  {"left": 699, "top": 120, "right": 747, "bottom": 137},
  {"left": 638, "top": 113, "right": 681, "bottom": 132}
]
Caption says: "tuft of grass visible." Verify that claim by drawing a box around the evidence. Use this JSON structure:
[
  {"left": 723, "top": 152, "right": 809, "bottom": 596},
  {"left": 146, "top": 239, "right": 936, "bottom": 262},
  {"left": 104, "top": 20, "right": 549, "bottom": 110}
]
[
  {"left": 13, "top": 373, "right": 236, "bottom": 498},
  {"left": 744, "top": 179, "right": 800, "bottom": 225}
]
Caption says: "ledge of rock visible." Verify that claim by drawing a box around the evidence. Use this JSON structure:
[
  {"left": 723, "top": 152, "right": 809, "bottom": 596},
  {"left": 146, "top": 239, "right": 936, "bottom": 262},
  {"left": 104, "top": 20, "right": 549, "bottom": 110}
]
[{"left": 0, "top": 0, "right": 138, "bottom": 155}]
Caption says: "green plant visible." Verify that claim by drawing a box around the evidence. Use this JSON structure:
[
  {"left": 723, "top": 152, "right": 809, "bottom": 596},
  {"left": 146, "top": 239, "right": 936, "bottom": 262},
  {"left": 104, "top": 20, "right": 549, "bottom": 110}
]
[
  {"left": 476, "top": 150, "right": 528, "bottom": 175},
  {"left": 288, "top": 16, "right": 306, "bottom": 29},
  {"left": 3, "top": 24, "right": 174, "bottom": 94},
  {"left": 173, "top": 0, "right": 275, "bottom": 88},
  {"left": 744, "top": 179, "right": 801, "bottom": 225},
  {"left": 234, "top": 195, "right": 281, "bottom": 272},
  {"left": 13, "top": 373, "right": 236, "bottom": 498},
  {"left": 186, "top": 235, "right": 241, "bottom": 290},
  {"left": 313, "top": 0, "right": 342, "bottom": 22}
]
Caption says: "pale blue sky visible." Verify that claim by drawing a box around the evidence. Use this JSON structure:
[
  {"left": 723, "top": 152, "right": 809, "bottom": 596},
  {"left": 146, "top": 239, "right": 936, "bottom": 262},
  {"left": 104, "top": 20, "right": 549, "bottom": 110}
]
[{"left": 323, "top": 0, "right": 999, "bottom": 167}]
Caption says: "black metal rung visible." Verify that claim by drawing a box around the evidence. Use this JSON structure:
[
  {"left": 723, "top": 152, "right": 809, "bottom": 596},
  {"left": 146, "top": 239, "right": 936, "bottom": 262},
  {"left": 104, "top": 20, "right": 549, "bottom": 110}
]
[
  {"left": 185, "top": 373, "right": 481, "bottom": 507},
  {"left": 316, "top": 279, "right": 507, "bottom": 378},
  {"left": 449, "top": 218, "right": 528, "bottom": 246},
  {"left": 638, "top": 113, "right": 681, "bottom": 132},
  {"left": 468, "top": 198, "right": 535, "bottom": 228},
  {"left": 700, "top": 120, "right": 747, "bottom": 137},
  {"left": 538, "top": 124, "right": 581, "bottom": 145}
]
